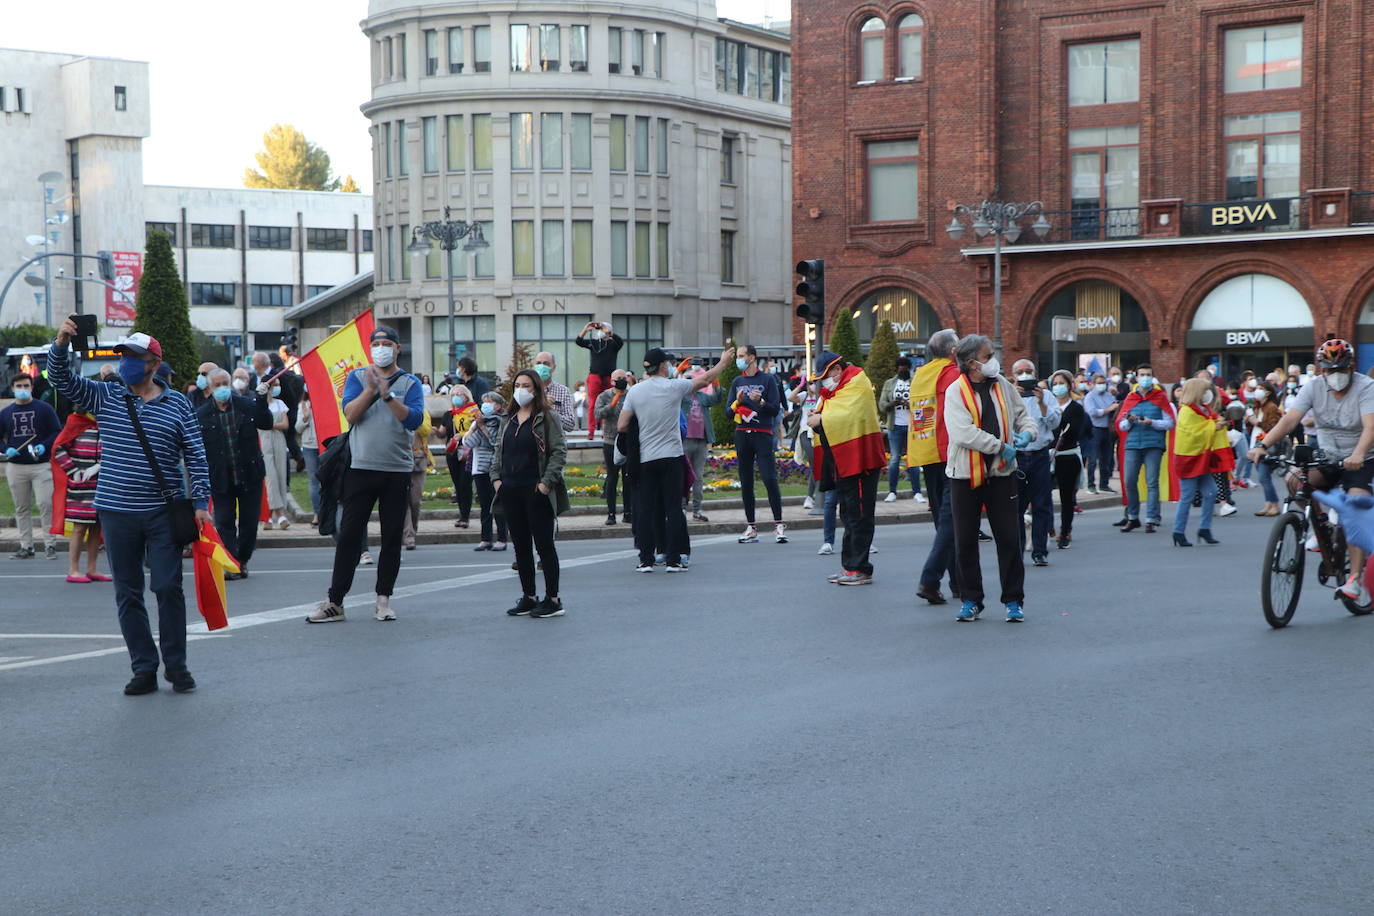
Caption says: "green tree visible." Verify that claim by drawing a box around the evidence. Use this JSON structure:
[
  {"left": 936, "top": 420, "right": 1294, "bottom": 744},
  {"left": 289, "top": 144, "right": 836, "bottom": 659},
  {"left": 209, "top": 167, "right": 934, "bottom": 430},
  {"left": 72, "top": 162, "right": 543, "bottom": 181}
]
[
  {"left": 133, "top": 231, "right": 198, "bottom": 384},
  {"left": 830, "top": 309, "right": 864, "bottom": 368},
  {"left": 865, "top": 319, "right": 899, "bottom": 412},
  {"left": 0, "top": 323, "right": 59, "bottom": 352},
  {"left": 710, "top": 338, "right": 742, "bottom": 444},
  {"left": 243, "top": 124, "right": 340, "bottom": 191},
  {"left": 192, "top": 329, "right": 230, "bottom": 369},
  {"left": 339, "top": 175, "right": 361, "bottom": 193},
  {"left": 497, "top": 341, "right": 533, "bottom": 405}
]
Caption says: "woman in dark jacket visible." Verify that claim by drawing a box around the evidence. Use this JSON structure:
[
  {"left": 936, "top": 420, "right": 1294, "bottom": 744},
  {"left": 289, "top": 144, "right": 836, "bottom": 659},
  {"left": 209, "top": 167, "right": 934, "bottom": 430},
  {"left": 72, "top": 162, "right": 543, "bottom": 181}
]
[
  {"left": 1049, "top": 369, "right": 1087, "bottom": 550},
  {"left": 491, "top": 370, "right": 569, "bottom": 618}
]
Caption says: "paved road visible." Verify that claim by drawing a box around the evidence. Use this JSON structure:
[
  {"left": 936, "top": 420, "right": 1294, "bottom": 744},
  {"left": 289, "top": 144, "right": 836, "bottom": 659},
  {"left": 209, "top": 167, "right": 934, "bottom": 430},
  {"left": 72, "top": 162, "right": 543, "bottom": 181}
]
[{"left": 4, "top": 497, "right": 1374, "bottom": 914}]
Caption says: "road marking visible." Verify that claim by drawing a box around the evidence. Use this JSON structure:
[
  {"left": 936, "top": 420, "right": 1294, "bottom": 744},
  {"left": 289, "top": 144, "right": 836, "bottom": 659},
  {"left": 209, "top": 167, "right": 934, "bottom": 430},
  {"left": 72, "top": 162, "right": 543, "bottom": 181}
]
[
  {"left": 0, "top": 656, "right": 33, "bottom": 664},
  {"left": 0, "top": 562, "right": 515, "bottom": 580},
  {"left": 0, "top": 633, "right": 126, "bottom": 640}
]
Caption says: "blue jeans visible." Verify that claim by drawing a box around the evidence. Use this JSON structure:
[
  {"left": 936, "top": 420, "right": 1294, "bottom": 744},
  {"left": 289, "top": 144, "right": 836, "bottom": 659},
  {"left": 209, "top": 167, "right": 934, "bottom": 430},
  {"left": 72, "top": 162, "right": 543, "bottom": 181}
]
[
  {"left": 1234, "top": 439, "right": 1252, "bottom": 482},
  {"left": 1016, "top": 447, "right": 1054, "bottom": 558},
  {"left": 302, "top": 446, "right": 322, "bottom": 516},
  {"left": 1258, "top": 461, "right": 1281, "bottom": 503},
  {"left": 1173, "top": 474, "right": 1217, "bottom": 534},
  {"left": 98, "top": 507, "right": 188, "bottom": 675},
  {"left": 822, "top": 489, "right": 839, "bottom": 546},
  {"left": 1123, "top": 447, "right": 1164, "bottom": 524},
  {"left": 919, "top": 463, "right": 958, "bottom": 593},
  {"left": 886, "top": 426, "right": 920, "bottom": 494}
]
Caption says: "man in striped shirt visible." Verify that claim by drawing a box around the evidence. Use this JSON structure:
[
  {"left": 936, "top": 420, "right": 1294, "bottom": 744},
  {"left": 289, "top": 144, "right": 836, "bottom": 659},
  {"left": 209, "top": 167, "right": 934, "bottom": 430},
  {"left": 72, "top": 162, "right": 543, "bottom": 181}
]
[{"left": 50, "top": 321, "right": 212, "bottom": 696}]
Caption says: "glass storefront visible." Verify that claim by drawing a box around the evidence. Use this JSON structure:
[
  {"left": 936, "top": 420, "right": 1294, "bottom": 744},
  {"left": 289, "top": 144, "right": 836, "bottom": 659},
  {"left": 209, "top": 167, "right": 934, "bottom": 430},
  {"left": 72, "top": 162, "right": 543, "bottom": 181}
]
[
  {"left": 849, "top": 287, "right": 940, "bottom": 352},
  {"left": 430, "top": 315, "right": 497, "bottom": 379},
  {"left": 1185, "top": 274, "right": 1313, "bottom": 382},
  {"left": 1034, "top": 281, "right": 1151, "bottom": 374},
  {"left": 515, "top": 313, "right": 593, "bottom": 383}
]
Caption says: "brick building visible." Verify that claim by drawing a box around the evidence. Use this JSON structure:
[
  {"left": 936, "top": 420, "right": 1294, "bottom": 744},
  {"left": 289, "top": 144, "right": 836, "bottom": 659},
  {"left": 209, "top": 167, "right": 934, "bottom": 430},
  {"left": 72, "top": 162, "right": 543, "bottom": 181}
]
[{"left": 791, "top": 0, "right": 1374, "bottom": 383}]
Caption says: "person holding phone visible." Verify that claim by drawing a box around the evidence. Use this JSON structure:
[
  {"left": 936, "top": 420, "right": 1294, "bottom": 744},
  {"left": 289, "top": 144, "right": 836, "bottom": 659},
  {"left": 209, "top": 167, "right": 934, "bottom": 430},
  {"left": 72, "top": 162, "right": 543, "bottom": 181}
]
[{"left": 575, "top": 321, "right": 624, "bottom": 439}]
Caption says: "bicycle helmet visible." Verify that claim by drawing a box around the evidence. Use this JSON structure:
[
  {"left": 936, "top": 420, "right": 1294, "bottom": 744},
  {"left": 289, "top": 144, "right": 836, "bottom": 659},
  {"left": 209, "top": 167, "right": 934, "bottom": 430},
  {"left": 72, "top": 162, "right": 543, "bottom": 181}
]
[{"left": 1316, "top": 338, "right": 1353, "bottom": 370}]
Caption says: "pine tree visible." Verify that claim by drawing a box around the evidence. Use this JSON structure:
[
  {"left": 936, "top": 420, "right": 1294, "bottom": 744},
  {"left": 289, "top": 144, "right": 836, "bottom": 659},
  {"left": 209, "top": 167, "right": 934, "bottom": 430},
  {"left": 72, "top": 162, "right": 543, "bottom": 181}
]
[
  {"left": 830, "top": 309, "right": 864, "bottom": 368},
  {"left": 339, "top": 175, "right": 361, "bottom": 193},
  {"left": 497, "top": 342, "right": 533, "bottom": 405},
  {"left": 243, "top": 124, "right": 340, "bottom": 191},
  {"left": 133, "top": 231, "right": 198, "bottom": 385},
  {"left": 711, "top": 337, "right": 742, "bottom": 444},
  {"left": 865, "top": 319, "right": 899, "bottom": 409}
]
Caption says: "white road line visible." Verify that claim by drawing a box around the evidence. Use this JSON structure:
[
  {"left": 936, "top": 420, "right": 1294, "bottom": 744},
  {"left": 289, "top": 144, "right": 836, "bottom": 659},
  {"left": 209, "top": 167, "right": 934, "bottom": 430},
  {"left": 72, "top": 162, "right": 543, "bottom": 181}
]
[
  {"left": 0, "top": 633, "right": 126, "bottom": 640},
  {"left": 0, "top": 656, "right": 33, "bottom": 664},
  {"left": 0, "top": 562, "right": 516, "bottom": 580}
]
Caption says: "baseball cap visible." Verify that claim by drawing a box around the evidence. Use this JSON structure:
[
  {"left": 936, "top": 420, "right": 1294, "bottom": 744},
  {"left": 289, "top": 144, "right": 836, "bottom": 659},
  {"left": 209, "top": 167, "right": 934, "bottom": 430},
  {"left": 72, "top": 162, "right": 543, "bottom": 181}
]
[
  {"left": 371, "top": 324, "right": 402, "bottom": 344},
  {"left": 809, "top": 350, "right": 843, "bottom": 381},
  {"left": 643, "top": 347, "right": 676, "bottom": 370},
  {"left": 115, "top": 332, "right": 162, "bottom": 359}
]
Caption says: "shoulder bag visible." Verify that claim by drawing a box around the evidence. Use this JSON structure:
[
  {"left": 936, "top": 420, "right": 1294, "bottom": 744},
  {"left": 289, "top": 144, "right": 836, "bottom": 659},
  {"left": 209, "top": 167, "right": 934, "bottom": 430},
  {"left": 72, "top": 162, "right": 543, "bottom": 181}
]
[{"left": 123, "top": 395, "right": 200, "bottom": 547}]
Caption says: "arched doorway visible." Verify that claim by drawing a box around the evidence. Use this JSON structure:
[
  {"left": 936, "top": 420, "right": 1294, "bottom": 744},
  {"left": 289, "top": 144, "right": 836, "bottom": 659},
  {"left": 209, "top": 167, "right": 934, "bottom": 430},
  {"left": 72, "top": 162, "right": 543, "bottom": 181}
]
[
  {"left": 848, "top": 287, "right": 941, "bottom": 357},
  {"left": 1034, "top": 281, "right": 1151, "bottom": 375},
  {"left": 1186, "top": 274, "right": 1313, "bottom": 383},
  {"left": 1355, "top": 291, "right": 1374, "bottom": 375}
]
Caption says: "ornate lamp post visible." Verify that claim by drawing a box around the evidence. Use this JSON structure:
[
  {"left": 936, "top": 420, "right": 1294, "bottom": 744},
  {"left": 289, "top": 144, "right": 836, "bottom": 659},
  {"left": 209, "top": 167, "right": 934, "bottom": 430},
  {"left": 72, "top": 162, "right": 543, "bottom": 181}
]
[
  {"left": 945, "top": 191, "right": 1051, "bottom": 358},
  {"left": 407, "top": 206, "right": 490, "bottom": 367}
]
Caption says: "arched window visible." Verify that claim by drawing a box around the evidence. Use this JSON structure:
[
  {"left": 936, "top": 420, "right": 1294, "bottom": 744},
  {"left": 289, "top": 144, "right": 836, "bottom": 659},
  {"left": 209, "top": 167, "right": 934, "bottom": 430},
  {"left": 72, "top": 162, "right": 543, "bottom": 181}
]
[
  {"left": 859, "top": 18, "right": 885, "bottom": 82},
  {"left": 851, "top": 287, "right": 939, "bottom": 345},
  {"left": 1192, "top": 274, "right": 1311, "bottom": 329},
  {"left": 898, "top": 14, "right": 924, "bottom": 79}
]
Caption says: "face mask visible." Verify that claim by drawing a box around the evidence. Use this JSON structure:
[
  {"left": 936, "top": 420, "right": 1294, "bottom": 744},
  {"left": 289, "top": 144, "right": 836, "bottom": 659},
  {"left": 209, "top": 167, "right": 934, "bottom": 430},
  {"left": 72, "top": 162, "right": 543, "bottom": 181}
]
[
  {"left": 978, "top": 357, "right": 1001, "bottom": 379},
  {"left": 480, "top": 402, "right": 496, "bottom": 417},
  {"left": 1076, "top": 383, "right": 1089, "bottom": 392},
  {"left": 1052, "top": 384, "right": 1069, "bottom": 398},
  {"left": 1136, "top": 375, "right": 1154, "bottom": 389},
  {"left": 270, "top": 386, "right": 281, "bottom": 398},
  {"left": 1287, "top": 382, "right": 1297, "bottom": 390},
  {"left": 13, "top": 388, "right": 32, "bottom": 402},
  {"left": 196, "top": 374, "right": 208, "bottom": 390},
  {"left": 514, "top": 387, "right": 535, "bottom": 407},
  {"left": 821, "top": 376, "right": 839, "bottom": 391},
  {"left": 118, "top": 356, "right": 150, "bottom": 387},
  {"left": 1015, "top": 372, "right": 1035, "bottom": 382},
  {"left": 1327, "top": 371, "right": 1351, "bottom": 392},
  {"left": 667, "top": 366, "right": 679, "bottom": 379},
  {"left": 1094, "top": 383, "right": 1107, "bottom": 393},
  {"left": 735, "top": 358, "right": 749, "bottom": 372},
  {"left": 452, "top": 394, "right": 466, "bottom": 408},
  {"left": 897, "top": 368, "right": 910, "bottom": 379},
  {"left": 213, "top": 386, "right": 232, "bottom": 404},
  {"left": 589, "top": 329, "right": 604, "bottom": 340},
  {"left": 371, "top": 345, "right": 396, "bottom": 368},
  {"left": 1256, "top": 389, "right": 1268, "bottom": 400},
  {"left": 613, "top": 378, "right": 627, "bottom": 391},
  {"left": 1202, "top": 391, "right": 1215, "bottom": 405},
  {"left": 534, "top": 364, "right": 552, "bottom": 381},
  {"left": 1110, "top": 375, "right": 1122, "bottom": 384},
  {"left": 232, "top": 378, "right": 248, "bottom": 392}
]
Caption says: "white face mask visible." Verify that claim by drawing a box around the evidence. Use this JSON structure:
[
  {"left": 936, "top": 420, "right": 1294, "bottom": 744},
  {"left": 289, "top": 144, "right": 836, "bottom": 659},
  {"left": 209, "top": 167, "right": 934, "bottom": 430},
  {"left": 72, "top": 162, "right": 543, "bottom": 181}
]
[
  {"left": 232, "top": 378, "right": 248, "bottom": 392},
  {"left": 821, "top": 375, "right": 839, "bottom": 391},
  {"left": 978, "top": 357, "right": 1001, "bottom": 379},
  {"left": 1015, "top": 372, "right": 1034, "bottom": 382},
  {"left": 1327, "top": 371, "right": 1351, "bottom": 392},
  {"left": 371, "top": 344, "right": 396, "bottom": 368},
  {"left": 1202, "top": 391, "right": 1215, "bottom": 405},
  {"left": 1110, "top": 375, "right": 1122, "bottom": 383},
  {"left": 513, "top": 387, "right": 535, "bottom": 407},
  {"left": 1094, "top": 383, "right": 1107, "bottom": 393}
]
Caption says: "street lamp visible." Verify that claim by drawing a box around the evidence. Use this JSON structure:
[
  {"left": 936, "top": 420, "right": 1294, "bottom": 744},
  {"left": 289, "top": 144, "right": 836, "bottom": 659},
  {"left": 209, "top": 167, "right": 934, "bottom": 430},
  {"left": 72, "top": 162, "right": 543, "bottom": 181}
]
[
  {"left": 37, "top": 170, "right": 66, "bottom": 327},
  {"left": 407, "top": 206, "right": 489, "bottom": 369},
  {"left": 945, "top": 190, "right": 1051, "bottom": 359}
]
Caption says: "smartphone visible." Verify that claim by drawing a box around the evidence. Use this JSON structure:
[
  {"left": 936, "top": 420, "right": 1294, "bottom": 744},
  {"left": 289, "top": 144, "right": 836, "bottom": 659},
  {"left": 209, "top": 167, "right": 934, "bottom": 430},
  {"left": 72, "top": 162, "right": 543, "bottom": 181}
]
[{"left": 71, "top": 314, "right": 98, "bottom": 353}]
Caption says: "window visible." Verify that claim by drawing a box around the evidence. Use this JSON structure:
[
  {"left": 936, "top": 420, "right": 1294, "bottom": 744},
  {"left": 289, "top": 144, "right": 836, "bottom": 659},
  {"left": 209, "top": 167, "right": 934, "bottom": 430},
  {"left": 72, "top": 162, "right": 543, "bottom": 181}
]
[
  {"left": 472, "top": 114, "right": 492, "bottom": 170},
  {"left": 570, "top": 25, "right": 588, "bottom": 71},
  {"left": 248, "top": 225, "right": 292, "bottom": 250},
  {"left": 473, "top": 221, "right": 495, "bottom": 277},
  {"left": 422, "top": 116, "right": 438, "bottom": 172},
  {"left": 720, "top": 230, "right": 736, "bottom": 283},
  {"left": 448, "top": 27, "right": 464, "bottom": 73},
  {"left": 540, "top": 24, "right": 560, "bottom": 71},
  {"left": 1225, "top": 112, "right": 1300, "bottom": 199},
  {"left": 384, "top": 122, "right": 392, "bottom": 177},
  {"left": 425, "top": 238, "right": 442, "bottom": 279},
  {"left": 511, "top": 24, "right": 532, "bottom": 72},
  {"left": 397, "top": 33, "right": 406, "bottom": 77},
  {"left": 542, "top": 219, "right": 564, "bottom": 276},
  {"left": 511, "top": 221, "right": 535, "bottom": 276},
  {"left": 572, "top": 220, "right": 593, "bottom": 276},
  {"left": 760, "top": 48, "right": 776, "bottom": 100},
  {"left": 611, "top": 221, "right": 628, "bottom": 276},
  {"left": 190, "top": 224, "right": 235, "bottom": 248},
  {"left": 653, "top": 32, "right": 665, "bottom": 78},
  {"left": 424, "top": 29, "right": 439, "bottom": 76},
  {"left": 1226, "top": 24, "right": 1302, "bottom": 93},
  {"left": 631, "top": 30, "right": 645, "bottom": 75},
  {"left": 473, "top": 25, "right": 491, "bottom": 72},
  {"left": 383, "top": 37, "right": 393, "bottom": 78},
  {"left": 400, "top": 224, "right": 411, "bottom": 280},
  {"left": 1068, "top": 40, "right": 1140, "bottom": 106},
  {"left": 250, "top": 284, "right": 293, "bottom": 307},
  {"left": 145, "top": 222, "right": 177, "bottom": 245},
  {"left": 865, "top": 139, "right": 919, "bottom": 222},
  {"left": 307, "top": 285, "right": 332, "bottom": 298},
  {"left": 859, "top": 18, "right": 885, "bottom": 82},
  {"left": 571, "top": 113, "right": 592, "bottom": 169},
  {"left": 609, "top": 27, "right": 622, "bottom": 73},
  {"left": 510, "top": 113, "right": 533, "bottom": 169},
  {"left": 446, "top": 114, "right": 465, "bottom": 171},
  {"left": 612, "top": 314, "right": 665, "bottom": 372},
  {"left": 634, "top": 116, "right": 650, "bottom": 173},
  {"left": 386, "top": 226, "right": 395, "bottom": 281},
  {"left": 431, "top": 315, "right": 496, "bottom": 377},
  {"left": 361, "top": 229, "right": 373, "bottom": 252},
  {"left": 898, "top": 15, "right": 923, "bottom": 79},
  {"left": 656, "top": 223, "right": 669, "bottom": 277},
  {"left": 610, "top": 115, "right": 627, "bottom": 171},
  {"left": 540, "top": 113, "right": 562, "bottom": 169},
  {"left": 307, "top": 228, "right": 349, "bottom": 251},
  {"left": 1069, "top": 126, "right": 1141, "bottom": 238},
  {"left": 779, "top": 53, "right": 791, "bottom": 104},
  {"left": 720, "top": 136, "right": 736, "bottom": 184},
  {"left": 635, "top": 221, "right": 651, "bottom": 277},
  {"left": 114, "top": 85, "right": 127, "bottom": 111},
  {"left": 447, "top": 238, "right": 468, "bottom": 278},
  {"left": 657, "top": 118, "right": 669, "bottom": 174},
  {"left": 745, "top": 46, "right": 762, "bottom": 98},
  {"left": 396, "top": 120, "right": 408, "bottom": 176},
  {"left": 191, "top": 283, "right": 235, "bottom": 305},
  {"left": 516, "top": 314, "right": 594, "bottom": 383}
]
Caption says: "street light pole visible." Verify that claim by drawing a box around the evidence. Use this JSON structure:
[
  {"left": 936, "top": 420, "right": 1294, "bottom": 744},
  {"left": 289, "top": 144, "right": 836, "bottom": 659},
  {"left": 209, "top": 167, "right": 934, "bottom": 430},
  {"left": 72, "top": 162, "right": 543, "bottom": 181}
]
[
  {"left": 37, "top": 171, "right": 65, "bottom": 326},
  {"left": 407, "top": 206, "right": 489, "bottom": 375}
]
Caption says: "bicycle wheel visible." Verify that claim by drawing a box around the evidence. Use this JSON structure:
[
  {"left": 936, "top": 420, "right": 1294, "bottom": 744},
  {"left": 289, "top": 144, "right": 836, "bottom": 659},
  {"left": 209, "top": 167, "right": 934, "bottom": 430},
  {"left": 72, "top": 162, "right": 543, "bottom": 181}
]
[
  {"left": 1261, "top": 511, "right": 1305, "bottom": 628},
  {"left": 1324, "top": 526, "right": 1374, "bottom": 616}
]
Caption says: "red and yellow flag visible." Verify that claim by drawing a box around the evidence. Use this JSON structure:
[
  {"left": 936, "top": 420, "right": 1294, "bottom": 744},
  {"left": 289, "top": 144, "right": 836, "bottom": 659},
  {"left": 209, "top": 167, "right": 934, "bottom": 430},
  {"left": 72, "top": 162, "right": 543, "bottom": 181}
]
[
  {"left": 297, "top": 308, "right": 376, "bottom": 449},
  {"left": 1116, "top": 387, "right": 1181, "bottom": 503},
  {"left": 814, "top": 366, "right": 887, "bottom": 479},
  {"left": 192, "top": 524, "right": 240, "bottom": 631}
]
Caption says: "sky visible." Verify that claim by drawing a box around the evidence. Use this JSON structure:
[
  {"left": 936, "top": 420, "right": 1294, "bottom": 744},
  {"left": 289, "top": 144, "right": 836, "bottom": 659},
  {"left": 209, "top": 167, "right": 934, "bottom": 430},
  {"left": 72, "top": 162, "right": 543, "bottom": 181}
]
[{"left": 5, "top": 0, "right": 780, "bottom": 195}]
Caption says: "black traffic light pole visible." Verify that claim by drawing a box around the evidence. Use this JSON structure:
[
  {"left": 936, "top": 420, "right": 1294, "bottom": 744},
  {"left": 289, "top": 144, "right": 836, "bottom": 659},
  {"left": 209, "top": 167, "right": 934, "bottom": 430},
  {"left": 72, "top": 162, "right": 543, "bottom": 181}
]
[
  {"left": 795, "top": 259, "right": 826, "bottom": 354},
  {"left": 0, "top": 251, "right": 115, "bottom": 324}
]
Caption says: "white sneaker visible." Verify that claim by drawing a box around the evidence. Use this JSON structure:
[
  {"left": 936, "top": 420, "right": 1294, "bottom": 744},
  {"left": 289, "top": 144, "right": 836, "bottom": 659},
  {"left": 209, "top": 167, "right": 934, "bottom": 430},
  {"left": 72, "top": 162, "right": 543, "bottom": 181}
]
[
  {"left": 1218, "top": 502, "right": 1238, "bottom": 517},
  {"left": 818, "top": 543, "right": 833, "bottom": 556},
  {"left": 884, "top": 492, "right": 897, "bottom": 503},
  {"left": 1339, "top": 574, "right": 1371, "bottom": 606},
  {"left": 915, "top": 492, "right": 927, "bottom": 502},
  {"left": 359, "top": 551, "right": 374, "bottom": 566},
  {"left": 278, "top": 516, "right": 290, "bottom": 530},
  {"left": 869, "top": 545, "right": 879, "bottom": 554},
  {"left": 738, "top": 525, "right": 759, "bottom": 544},
  {"left": 374, "top": 595, "right": 395, "bottom": 621},
  {"left": 803, "top": 496, "right": 814, "bottom": 510},
  {"left": 306, "top": 600, "right": 345, "bottom": 624},
  {"left": 775, "top": 523, "right": 788, "bottom": 544}
]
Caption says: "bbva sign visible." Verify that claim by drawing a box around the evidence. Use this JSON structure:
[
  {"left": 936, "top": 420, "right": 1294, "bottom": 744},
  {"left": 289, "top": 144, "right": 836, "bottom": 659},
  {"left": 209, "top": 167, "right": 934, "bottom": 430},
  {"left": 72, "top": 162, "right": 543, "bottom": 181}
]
[
  {"left": 1078, "top": 315, "right": 1118, "bottom": 331},
  {"left": 1225, "top": 330, "right": 1272, "bottom": 345},
  {"left": 1209, "top": 199, "right": 1289, "bottom": 229}
]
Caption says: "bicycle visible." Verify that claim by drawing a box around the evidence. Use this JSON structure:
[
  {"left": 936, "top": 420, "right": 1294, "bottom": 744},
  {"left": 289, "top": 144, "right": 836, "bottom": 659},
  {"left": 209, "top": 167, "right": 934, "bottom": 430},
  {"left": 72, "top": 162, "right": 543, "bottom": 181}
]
[{"left": 1260, "top": 444, "right": 1374, "bottom": 628}]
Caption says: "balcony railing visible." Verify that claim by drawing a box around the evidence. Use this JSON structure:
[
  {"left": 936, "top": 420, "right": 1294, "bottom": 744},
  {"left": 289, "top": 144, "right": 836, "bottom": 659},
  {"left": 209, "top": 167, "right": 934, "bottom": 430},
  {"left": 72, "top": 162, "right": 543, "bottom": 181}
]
[
  {"left": 1352, "top": 191, "right": 1374, "bottom": 226},
  {"left": 1180, "top": 197, "right": 1305, "bottom": 235}
]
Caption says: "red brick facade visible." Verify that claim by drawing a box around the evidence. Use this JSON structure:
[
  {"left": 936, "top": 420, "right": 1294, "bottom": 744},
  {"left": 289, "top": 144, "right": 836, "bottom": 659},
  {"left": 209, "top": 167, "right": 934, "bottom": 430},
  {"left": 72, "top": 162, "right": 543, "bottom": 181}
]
[{"left": 791, "top": 0, "right": 1374, "bottom": 381}]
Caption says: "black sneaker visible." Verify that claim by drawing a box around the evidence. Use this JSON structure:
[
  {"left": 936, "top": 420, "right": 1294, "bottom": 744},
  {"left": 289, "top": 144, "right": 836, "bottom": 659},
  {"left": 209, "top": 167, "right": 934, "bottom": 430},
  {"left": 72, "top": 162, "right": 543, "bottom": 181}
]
[
  {"left": 531, "top": 597, "right": 565, "bottom": 618},
  {"left": 605, "top": 514, "right": 616, "bottom": 525},
  {"left": 506, "top": 596, "right": 538, "bottom": 616},
  {"left": 124, "top": 671, "right": 158, "bottom": 695},
  {"left": 164, "top": 668, "right": 196, "bottom": 693}
]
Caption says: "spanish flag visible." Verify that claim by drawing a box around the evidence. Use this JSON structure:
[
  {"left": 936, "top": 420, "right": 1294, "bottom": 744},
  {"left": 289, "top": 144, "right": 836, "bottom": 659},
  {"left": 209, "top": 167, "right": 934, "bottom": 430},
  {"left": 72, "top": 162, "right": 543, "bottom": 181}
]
[
  {"left": 907, "top": 357, "right": 952, "bottom": 467},
  {"left": 296, "top": 308, "right": 377, "bottom": 449},
  {"left": 814, "top": 365, "right": 887, "bottom": 479},
  {"left": 192, "top": 524, "right": 240, "bottom": 631},
  {"left": 49, "top": 413, "right": 97, "bottom": 538},
  {"left": 1116, "top": 387, "right": 1181, "bottom": 504},
  {"left": 1174, "top": 404, "right": 1236, "bottom": 479}
]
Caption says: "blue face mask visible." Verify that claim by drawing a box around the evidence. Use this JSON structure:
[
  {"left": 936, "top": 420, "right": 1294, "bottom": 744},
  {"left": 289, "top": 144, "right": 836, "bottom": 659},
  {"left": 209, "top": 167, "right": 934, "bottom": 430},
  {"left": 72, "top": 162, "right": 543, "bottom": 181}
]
[
  {"left": 452, "top": 394, "right": 467, "bottom": 408},
  {"left": 480, "top": 402, "right": 496, "bottom": 417},
  {"left": 270, "top": 386, "right": 281, "bottom": 398},
  {"left": 196, "top": 374, "right": 208, "bottom": 390},
  {"left": 13, "top": 387, "right": 32, "bottom": 402},
  {"left": 735, "top": 358, "right": 749, "bottom": 372},
  {"left": 534, "top": 364, "right": 552, "bottom": 382},
  {"left": 118, "top": 356, "right": 150, "bottom": 387},
  {"left": 1052, "top": 384, "right": 1069, "bottom": 398},
  {"left": 213, "top": 386, "right": 232, "bottom": 404}
]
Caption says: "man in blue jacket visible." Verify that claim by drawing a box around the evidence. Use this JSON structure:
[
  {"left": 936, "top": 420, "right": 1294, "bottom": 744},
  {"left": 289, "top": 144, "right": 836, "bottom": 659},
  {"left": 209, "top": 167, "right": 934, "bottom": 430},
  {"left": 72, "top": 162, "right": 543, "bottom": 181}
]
[
  {"left": 1116, "top": 363, "right": 1175, "bottom": 534},
  {"left": 729, "top": 345, "right": 787, "bottom": 544},
  {"left": 1, "top": 372, "right": 62, "bottom": 559}
]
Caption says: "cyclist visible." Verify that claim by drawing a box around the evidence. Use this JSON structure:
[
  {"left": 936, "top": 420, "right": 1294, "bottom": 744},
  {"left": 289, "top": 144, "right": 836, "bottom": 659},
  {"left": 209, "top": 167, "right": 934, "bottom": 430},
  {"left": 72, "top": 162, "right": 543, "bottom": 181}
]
[{"left": 1248, "top": 339, "right": 1374, "bottom": 604}]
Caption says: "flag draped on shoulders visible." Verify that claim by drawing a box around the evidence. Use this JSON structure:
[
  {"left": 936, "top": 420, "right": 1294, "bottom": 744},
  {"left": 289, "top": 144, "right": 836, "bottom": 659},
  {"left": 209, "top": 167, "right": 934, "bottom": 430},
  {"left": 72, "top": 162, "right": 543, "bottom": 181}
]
[
  {"left": 1173, "top": 403, "right": 1235, "bottom": 478},
  {"left": 907, "top": 356, "right": 951, "bottom": 467},
  {"left": 954, "top": 374, "right": 1014, "bottom": 489},
  {"left": 814, "top": 365, "right": 887, "bottom": 479},
  {"left": 1116, "top": 386, "right": 1180, "bottom": 504},
  {"left": 48, "top": 413, "right": 97, "bottom": 538},
  {"left": 192, "top": 524, "right": 239, "bottom": 631},
  {"left": 297, "top": 308, "right": 377, "bottom": 450}
]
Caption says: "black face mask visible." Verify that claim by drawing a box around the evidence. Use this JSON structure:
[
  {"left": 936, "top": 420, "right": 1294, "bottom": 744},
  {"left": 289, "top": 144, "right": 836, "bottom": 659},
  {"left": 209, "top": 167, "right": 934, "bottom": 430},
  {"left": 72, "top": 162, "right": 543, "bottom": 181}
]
[
  {"left": 897, "top": 369, "right": 911, "bottom": 380},
  {"left": 613, "top": 379, "right": 627, "bottom": 391}
]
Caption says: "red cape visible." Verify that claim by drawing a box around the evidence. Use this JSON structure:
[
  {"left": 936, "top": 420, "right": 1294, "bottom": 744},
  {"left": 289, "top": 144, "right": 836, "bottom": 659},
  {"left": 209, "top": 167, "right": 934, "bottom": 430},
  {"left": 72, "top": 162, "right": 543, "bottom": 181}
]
[{"left": 49, "top": 414, "right": 98, "bottom": 537}]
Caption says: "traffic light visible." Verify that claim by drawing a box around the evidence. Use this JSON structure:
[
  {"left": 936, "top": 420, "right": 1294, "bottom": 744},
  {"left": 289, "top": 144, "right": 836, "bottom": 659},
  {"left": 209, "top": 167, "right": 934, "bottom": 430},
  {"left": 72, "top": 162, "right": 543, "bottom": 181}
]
[
  {"left": 282, "top": 325, "right": 299, "bottom": 354},
  {"left": 96, "top": 251, "right": 115, "bottom": 284},
  {"left": 795, "top": 259, "right": 825, "bottom": 326}
]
